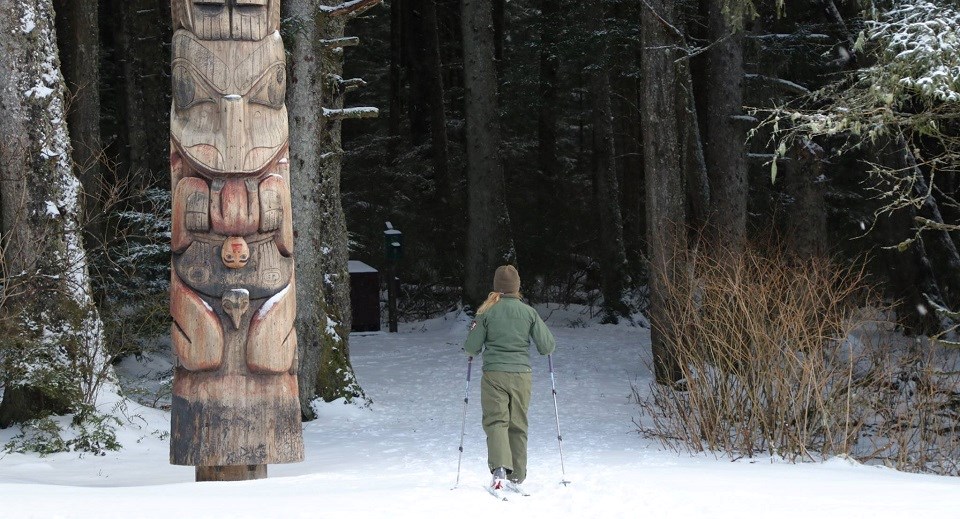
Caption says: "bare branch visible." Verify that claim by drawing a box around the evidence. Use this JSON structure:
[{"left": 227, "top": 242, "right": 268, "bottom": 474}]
[{"left": 745, "top": 74, "right": 811, "bottom": 96}]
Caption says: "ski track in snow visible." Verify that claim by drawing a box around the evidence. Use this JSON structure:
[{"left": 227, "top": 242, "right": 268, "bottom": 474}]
[{"left": 2, "top": 305, "right": 960, "bottom": 518}]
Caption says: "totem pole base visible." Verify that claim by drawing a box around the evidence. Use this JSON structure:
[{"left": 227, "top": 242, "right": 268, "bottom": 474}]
[{"left": 196, "top": 464, "right": 267, "bottom": 482}]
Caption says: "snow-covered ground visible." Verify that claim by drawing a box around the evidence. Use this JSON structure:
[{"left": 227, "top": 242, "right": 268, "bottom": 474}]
[{"left": 2, "top": 304, "right": 960, "bottom": 518}]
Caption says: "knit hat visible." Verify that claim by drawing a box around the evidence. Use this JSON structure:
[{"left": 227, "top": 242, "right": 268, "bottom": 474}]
[{"left": 493, "top": 265, "right": 521, "bottom": 295}]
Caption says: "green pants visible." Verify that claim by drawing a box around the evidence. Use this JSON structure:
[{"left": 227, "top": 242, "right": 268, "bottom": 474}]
[{"left": 480, "top": 371, "right": 532, "bottom": 483}]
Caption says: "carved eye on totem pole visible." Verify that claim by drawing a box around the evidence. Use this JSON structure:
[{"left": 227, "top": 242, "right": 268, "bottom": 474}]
[
  {"left": 248, "top": 66, "right": 286, "bottom": 109},
  {"left": 170, "top": 30, "right": 288, "bottom": 176},
  {"left": 222, "top": 236, "right": 251, "bottom": 269}
]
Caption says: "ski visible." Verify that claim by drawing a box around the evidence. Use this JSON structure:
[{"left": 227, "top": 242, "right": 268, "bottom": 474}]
[
  {"left": 504, "top": 481, "right": 530, "bottom": 496},
  {"left": 485, "top": 484, "right": 509, "bottom": 501}
]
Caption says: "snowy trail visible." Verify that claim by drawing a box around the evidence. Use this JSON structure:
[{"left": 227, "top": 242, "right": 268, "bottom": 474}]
[{"left": 2, "top": 305, "right": 960, "bottom": 518}]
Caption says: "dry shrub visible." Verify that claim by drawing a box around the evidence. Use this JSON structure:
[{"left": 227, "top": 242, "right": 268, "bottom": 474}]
[
  {"left": 637, "top": 244, "right": 960, "bottom": 474},
  {"left": 855, "top": 336, "right": 960, "bottom": 475},
  {"left": 637, "top": 245, "right": 872, "bottom": 461}
]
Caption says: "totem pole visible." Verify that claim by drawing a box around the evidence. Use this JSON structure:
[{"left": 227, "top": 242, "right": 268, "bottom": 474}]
[{"left": 168, "top": 0, "right": 303, "bottom": 482}]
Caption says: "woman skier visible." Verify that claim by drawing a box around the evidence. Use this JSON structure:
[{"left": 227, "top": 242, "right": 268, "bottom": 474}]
[{"left": 464, "top": 265, "right": 556, "bottom": 494}]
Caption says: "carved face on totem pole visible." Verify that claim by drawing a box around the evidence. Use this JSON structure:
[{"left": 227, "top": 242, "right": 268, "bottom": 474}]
[
  {"left": 172, "top": 0, "right": 281, "bottom": 41},
  {"left": 168, "top": 0, "right": 303, "bottom": 479}
]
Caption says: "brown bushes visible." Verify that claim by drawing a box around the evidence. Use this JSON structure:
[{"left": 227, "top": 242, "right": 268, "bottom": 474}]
[{"left": 637, "top": 245, "right": 960, "bottom": 474}]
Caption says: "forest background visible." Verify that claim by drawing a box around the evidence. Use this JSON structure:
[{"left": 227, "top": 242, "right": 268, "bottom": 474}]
[{"left": 2, "top": 0, "right": 960, "bottom": 473}]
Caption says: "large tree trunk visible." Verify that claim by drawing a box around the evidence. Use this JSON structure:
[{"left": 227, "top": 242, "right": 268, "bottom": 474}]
[
  {"left": 869, "top": 137, "right": 945, "bottom": 335},
  {"left": 783, "top": 141, "right": 828, "bottom": 258},
  {"left": 703, "top": 2, "right": 747, "bottom": 248},
  {"left": 285, "top": 0, "right": 369, "bottom": 416},
  {"left": 492, "top": 0, "right": 504, "bottom": 71},
  {"left": 613, "top": 51, "right": 644, "bottom": 281},
  {"left": 462, "top": 0, "right": 516, "bottom": 307},
  {"left": 0, "top": 0, "right": 105, "bottom": 427},
  {"left": 402, "top": 3, "right": 430, "bottom": 143},
  {"left": 536, "top": 0, "right": 560, "bottom": 184},
  {"left": 678, "top": 55, "right": 710, "bottom": 236},
  {"left": 588, "top": 8, "right": 629, "bottom": 322},
  {"left": 106, "top": 0, "right": 171, "bottom": 191},
  {"left": 407, "top": 0, "right": 451, "bottom": 201},
  {"left": 53, "top": 0, "right": 100, "bottom": 227},
  {"left": 642, "top": 0, "right": 686, "bottom": 384},
  {"left": 389, "top": 0, "right": 404, "bottom": 138}
]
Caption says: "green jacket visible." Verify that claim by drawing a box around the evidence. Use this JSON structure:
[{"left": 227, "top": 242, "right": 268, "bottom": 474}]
[{"left": 464, "top": 296, "right": 556, "bottom": 372}]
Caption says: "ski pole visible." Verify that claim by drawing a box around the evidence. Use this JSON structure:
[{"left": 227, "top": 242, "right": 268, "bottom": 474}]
[
  {"left": 453, "top": 356, "right": 473, "bottom": 489},
  {"left": 548, "top": 354, "right": 571, "bottom": 485}
]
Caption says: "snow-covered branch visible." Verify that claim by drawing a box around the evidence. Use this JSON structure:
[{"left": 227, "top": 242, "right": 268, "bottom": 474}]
[
  {"left": 318, "top": 0, "right": 382, "bottom": 18},
  {"left": 320, "top": 37, "right": 360, "bottom": 49},
  {"left": 323, "top": 107, "right": 379, "bottom": 120}
]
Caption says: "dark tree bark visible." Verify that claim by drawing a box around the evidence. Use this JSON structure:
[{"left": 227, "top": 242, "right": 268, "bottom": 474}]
[
  {"left": 462, "top": 0, "right": 516, "bottom": 307},
  {"left": 678, "top": 54, "right": 710, "bottom": 236},
  {"left": 407, "top": 0, "right": 452, "bottom": 200},
  {"left": 588, "top": 5, "right": 629, "bottom": 321},
  {"left": 0, "top": 0, "right": 104, "bottom": 426},
  {"left": 783, "top": 141, "right": 828, "bottom": 258},
  {"left": 492, "top": 0, "right": 504, "bottom": 69},
  {"left": 612, "top": 48, "right": 644, "bottom": 280},
  {"left": 641, "top": 0, "right": 686, "bottom": 384},
  {"left": 53, "top": 0, "right": 100, "bottom": 225},
  {"left": 870, "top": 137, "right": 945, "bottom": 335},
  {"left": 389, "top": 0, "right": 404, "bottom": 138},
  {"left": 537, "top": 0, "right": 560, "bottom": 184},
  {"left": 884, "top": 136, "right": 960, "bottom": 311},
  {"left": 402, "top": 4, "right": 429, "bottom": 142},
  {"left": 703, "top": 1, "right": 747, "bottom": 248},
  {"left": 107, "top": 0, "right": 171, "bottom": 191}
]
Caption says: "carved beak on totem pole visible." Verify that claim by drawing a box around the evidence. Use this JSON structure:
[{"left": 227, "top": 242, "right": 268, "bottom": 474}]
[
  {"left": 221, "top": 289, "right": 250, "bottom": 330},
  {"left": 219, "top": 95, "right": 247, "bottom": 173}
]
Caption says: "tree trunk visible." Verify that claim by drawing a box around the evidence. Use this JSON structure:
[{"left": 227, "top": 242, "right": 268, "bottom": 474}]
[
  {"left": 0, "top": 0, "right": 105, "bottom": 426},
  {"left": 588, "top": 7, "right": 629, "bottom": 322},
  {"left": 402, "top": 4, "right": 430, "bottom": 142},
  {"left": 492, "top": 0, "right": 504, "bottom": 72},
  {"left": 783, "top": 141, "right": 828, "bottom": 258},
  {"left": 407, "top": 0, "right": 451, "bottom": 201},
  {"left": 389, "top": 0, "right": 404, "bottom": 138},
  {"left": 641, "top": 0, "right": 686, "bottom": 384},
  {"left": 108, "top": 0, "right": 171, "bottom": 191},
  {"left": 285, "top": 0, "right": 367, "bottom": 416},
  {"left": 678, "top": 54, "right": 710, "bottom": 236},
  {"left": 613, "top": 51, "right": 644, "bottom": 281},
  {"left": 53, "top": 0, "right": 100, "bottom": 226},
  {"left": 703, "top": 2, "right": 747, "bottom": 249},
  {"left": 870, "top": 137, "right": 944, "bottom": 335},
  {"left": 536, "top": 0, "right": 560, "bottom": 184},
  {"left": 462, "top": 0, "right": 516, "bottom": 307}
]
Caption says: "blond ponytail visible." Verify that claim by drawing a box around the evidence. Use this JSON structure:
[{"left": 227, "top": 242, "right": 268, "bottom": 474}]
[{"left": 476, "top": 291, "right": 502, "bottom": 315}]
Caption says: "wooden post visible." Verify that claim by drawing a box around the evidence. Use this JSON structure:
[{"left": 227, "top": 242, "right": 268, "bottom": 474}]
[
  {"left": 168, "top": 0, "right": 304, "bottom": 481},
  {"left": 384, "top": 222, "right": 402, "bottom": 333}
]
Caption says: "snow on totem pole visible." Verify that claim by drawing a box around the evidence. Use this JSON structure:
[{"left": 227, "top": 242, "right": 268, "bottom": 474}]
[{"left": 168, "top": 0, "right": 303, "bottom": 481}]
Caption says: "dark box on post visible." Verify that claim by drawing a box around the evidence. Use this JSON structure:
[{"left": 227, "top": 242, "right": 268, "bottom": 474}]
[{"left": 349, "top": 260, "right": 380, "bottom": 332}]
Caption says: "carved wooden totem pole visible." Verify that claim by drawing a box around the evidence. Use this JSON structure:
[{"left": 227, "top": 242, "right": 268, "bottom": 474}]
[{"left": 168, "top": 0, "right": 303, "bottom": 482}]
